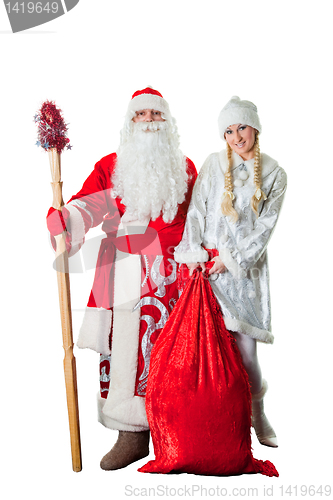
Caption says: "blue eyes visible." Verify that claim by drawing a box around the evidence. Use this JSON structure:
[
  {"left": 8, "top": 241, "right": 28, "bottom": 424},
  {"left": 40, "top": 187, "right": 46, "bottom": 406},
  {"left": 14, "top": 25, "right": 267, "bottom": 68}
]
[{"left": 226, "top": 125, "right": 247, "bottom": 134}]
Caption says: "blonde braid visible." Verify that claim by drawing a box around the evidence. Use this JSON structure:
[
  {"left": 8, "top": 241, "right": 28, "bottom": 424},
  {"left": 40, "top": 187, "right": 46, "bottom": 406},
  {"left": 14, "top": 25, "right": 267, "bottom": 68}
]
[
  {"left": 250, "top": 135, "right": 267, "bottom": 217},
  {"left": 221, "top": 142, "right": 239, "bottom": 223}
]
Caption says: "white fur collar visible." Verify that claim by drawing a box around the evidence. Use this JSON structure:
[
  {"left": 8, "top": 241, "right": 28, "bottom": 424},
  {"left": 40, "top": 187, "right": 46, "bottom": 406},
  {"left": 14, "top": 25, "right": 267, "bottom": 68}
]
[{"left": 218, "top": 149, "right": 278, "bottom": 179}]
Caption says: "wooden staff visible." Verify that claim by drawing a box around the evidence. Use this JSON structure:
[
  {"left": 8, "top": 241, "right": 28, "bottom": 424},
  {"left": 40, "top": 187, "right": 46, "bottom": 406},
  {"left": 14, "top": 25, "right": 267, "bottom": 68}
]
[{"left": 49, "top": 148, "right": 82, "bottom": 472}]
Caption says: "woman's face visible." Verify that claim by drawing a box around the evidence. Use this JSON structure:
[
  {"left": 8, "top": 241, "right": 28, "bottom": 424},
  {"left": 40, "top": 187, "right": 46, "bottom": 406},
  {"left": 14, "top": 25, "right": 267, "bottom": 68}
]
[{"left": 224, "top": 124, "right": 257, "bottom": 161}]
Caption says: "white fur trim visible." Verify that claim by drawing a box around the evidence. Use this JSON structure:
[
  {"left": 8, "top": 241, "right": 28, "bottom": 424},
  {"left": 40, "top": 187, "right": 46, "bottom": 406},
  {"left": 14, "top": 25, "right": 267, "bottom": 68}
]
[
  {"left": 112, "top": 252, "right": 142, "bottom": 309},
  {"left": 174, "top": 249, "right": 209, "bottom": 264},
  {"left": 225, "top": 317, "right": 274, "bottom": 344},
  {"left": 113, "top": 218, "right": 149, "bottom": 309},
  {"left": 259, "top": 153, "right": 279, "bottom": 180},
  {"left": 117, "top": 214, "right": 150, "bottom": 232},
  {"left": 98, "top": 394, "right": 149, "bottom": 431},
  {"left": 77, "top": 307, "right": 112, "bottom": 355},
  {"left": 219, "top": 108, "right": 261, "bottom": 139},
  {"left": 218, "top": 149, "right": 278, "bottom": 180},
  {"left": 128, "top": 94, "right": 169, "bottom": 115},
  {"left": 65, "top": 204, "right": 85, "bottom": 257},
  {"left": 101, "top": 248, "right": 147, "bottom": 430},
  {"left": 218, "top": 247, "right": 247, "bottom": 280}
]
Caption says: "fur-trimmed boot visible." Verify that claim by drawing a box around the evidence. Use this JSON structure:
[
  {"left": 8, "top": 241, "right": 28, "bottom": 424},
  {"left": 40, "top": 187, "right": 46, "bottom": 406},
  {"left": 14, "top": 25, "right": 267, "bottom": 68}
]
[
  {"left": 251, "top": 380, "right": 278, "bottom": 448},
  {"left": 100, "top": 430, "right": 150, "bottom": 471}
]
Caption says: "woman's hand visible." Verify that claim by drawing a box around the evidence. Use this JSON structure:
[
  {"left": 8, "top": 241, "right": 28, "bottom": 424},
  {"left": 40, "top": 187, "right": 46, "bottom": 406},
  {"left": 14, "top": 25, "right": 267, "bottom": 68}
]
[
  {"left": 208, "top": 256, "right": 226, "bottom": 275},
  {"left": 187, "top": 262, "right": 206, "bottom": 275}
]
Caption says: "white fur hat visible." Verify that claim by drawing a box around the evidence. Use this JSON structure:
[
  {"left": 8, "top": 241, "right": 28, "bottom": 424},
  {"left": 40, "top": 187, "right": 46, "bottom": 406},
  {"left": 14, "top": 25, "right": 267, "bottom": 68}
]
[
  {"left": 127, "top": 86, "right": 170, "bottom": 116},
  {"left": 218, "top": 96, "right": 262, "bottom": 140}
]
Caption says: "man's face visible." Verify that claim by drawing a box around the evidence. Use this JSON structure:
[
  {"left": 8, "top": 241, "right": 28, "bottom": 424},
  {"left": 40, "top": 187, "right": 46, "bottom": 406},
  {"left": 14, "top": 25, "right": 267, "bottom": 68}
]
[{"left": 133, "top": 109, "right": 165, "bottom": 123}]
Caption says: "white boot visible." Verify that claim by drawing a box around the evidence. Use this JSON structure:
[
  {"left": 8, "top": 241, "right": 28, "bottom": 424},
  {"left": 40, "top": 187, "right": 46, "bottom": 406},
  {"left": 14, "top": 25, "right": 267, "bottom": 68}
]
[{"left": 251, "top": 380, "right": 278, "bottom": 448}]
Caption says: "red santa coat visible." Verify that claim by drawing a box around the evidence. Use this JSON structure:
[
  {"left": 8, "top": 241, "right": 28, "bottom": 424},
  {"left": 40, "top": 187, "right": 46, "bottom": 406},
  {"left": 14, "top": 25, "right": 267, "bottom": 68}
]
[{"left": 64, "top": 153, "right": 197, "bottom": 431}]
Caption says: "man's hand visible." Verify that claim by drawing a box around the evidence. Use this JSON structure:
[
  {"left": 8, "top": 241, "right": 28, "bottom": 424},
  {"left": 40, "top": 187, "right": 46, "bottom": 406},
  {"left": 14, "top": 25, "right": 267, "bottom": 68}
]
[{"left": 208, "top": 256, "right": 226, "bottom": 275}]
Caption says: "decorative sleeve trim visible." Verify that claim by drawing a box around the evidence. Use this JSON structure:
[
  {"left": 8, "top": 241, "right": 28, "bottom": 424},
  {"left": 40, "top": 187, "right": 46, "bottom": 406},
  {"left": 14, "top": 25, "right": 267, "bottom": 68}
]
[
  {"left": 77, "top": 307, "right": 112, "bottom": 355},
  {"left": 65, "top": 204, "right": 86, "bottom": 256},
  {"left": 224, "top": 317, "right": 274, "bottom": 344},
  {"left": 69, "top": 199, "right": 94, "bottom": 228},
  {"left": 174, "top": 249, "right": 209, "bottom": 264},
  {"left": 218, "top": 247, "right": 247, "bottom": 280}
]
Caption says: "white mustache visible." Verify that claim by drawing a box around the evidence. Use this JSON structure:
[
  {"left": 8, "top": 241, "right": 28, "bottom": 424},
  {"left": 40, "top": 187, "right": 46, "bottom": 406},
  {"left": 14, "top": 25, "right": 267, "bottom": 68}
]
[{"left": 133, "top": 121, "right": 168, "bottom": 132}]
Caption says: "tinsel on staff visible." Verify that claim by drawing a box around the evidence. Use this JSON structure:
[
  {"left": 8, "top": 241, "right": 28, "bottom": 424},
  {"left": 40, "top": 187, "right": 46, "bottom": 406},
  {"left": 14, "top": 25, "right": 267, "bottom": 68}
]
[
  {"left": 36, "top": 101, "right": 82, "bottom": 472},
  {"left": 35, "top": 100, "right": 72, "bottom": 153}
]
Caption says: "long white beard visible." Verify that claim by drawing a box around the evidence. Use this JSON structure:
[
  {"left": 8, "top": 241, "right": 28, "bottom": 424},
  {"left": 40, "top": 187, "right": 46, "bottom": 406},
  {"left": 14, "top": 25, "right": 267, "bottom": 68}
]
[{"left": 112, "top": 121, "right": 188, "bottom": 223}]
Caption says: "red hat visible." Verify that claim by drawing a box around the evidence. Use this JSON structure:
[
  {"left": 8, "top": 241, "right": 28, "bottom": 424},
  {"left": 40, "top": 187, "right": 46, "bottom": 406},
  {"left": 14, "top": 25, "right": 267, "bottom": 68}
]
[
  {"left": 128, "top": 86, "right": 170, "bottom": 115},
  {"left": 132, "top": 87, "right": 163, "bottom": 99}
]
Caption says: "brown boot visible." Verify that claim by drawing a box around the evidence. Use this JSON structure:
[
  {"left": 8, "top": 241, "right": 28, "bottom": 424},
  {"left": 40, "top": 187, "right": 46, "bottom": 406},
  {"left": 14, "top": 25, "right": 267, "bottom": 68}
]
[{"left": 100, "top": 430, "right": 150, "bottom": 470}]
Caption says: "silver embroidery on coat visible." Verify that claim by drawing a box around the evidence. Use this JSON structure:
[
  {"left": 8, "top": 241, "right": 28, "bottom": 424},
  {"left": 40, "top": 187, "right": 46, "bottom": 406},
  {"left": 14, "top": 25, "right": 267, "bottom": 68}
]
[
  {"left": 141, "top": 255, "right": 150, "bottom": 288},
  {"left": 151, "top": 256, "right": 177, "bottom": 297},
  {"left": 100, "top": 354, "right": 111, "bottom": 364},
  {"left": 133, "top": 297, "right": 169, "bottom": 395},
  {"left": 99, "top": 355, "right": 111, "bottom": 384},
  {"left": 175, "top": 150, "right": 287, "bottom": 342},
  {"left": 169, "top": 298, "right": 177, "bottom": 310},
  {"left": 99, "top": 366, "right": 110, "bottom": 383}
]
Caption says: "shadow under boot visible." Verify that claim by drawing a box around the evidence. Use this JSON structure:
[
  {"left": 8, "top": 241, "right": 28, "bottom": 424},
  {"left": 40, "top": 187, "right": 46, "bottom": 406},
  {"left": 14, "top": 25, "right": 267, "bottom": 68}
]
[
  {"left": 100, "top": 430, "right": 150, "bottom": 471},
  {"left": 251, "top": 380, "right": 278, "bottom": 448}
]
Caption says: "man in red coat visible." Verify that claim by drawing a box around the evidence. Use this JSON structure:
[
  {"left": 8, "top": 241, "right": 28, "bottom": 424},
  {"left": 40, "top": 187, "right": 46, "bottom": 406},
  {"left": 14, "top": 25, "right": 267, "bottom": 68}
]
[{"left": 47, "top": 87, "right": 197, "bottom": 470}]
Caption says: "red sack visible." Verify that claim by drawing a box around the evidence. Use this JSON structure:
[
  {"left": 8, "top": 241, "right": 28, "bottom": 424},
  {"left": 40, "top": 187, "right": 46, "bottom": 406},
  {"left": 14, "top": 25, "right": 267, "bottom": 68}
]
[{"left": 139, "top": 268, "right": 278, "bottom": 477}]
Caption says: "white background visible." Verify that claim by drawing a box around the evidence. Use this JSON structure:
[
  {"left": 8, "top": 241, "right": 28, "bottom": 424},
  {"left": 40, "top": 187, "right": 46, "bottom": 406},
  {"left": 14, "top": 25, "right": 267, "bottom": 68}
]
[{"left": 1, "top": 1, "right": 332, "bottom": 499}]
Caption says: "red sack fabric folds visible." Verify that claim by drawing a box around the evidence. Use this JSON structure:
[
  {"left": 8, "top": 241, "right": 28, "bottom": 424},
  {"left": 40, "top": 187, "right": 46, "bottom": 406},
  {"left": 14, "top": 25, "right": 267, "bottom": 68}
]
[{"left": 139, "top": 269, "right": 278, "bottom": 477}]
